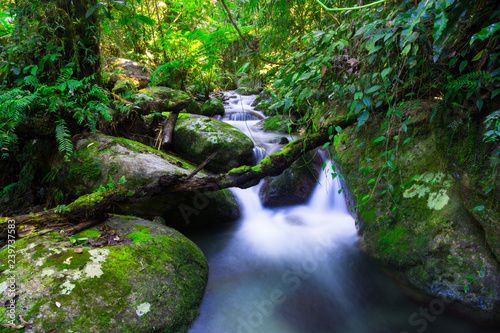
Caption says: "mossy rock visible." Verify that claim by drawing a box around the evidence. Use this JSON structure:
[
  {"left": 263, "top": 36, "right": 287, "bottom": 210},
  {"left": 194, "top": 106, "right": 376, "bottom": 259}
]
[
  {"left": 112, "top": 78, "right": 137, "bottom": 95},
  {"left": 0, "top": 216, "right": 208, "bottom": 332},
  {"left": 259, "top": 115, "right": 292, "bottom": 133},
  {"left": 330, "top": 100, "right": 500, "bottom": 319},
  {"left": 200, "top": 97, "right": 225, "bottom": 117},
  {"left": 103, "top": 57, "right": 151, "bottom": 89},
  {"left": 134, "top": 86, "right": 201, "bottom": 114},
  {"left": 57, "top": 133, "right": 203, "bottom": 195},
  {"left": 172, "top": 114, "right": 254, "bottom": 173},
  {"left": 259, "top": 152, "right": 321, "bottom": 207}
]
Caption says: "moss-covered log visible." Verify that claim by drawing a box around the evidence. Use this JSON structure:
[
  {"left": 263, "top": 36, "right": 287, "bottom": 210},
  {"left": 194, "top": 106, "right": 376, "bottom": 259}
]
[{"left": 0, "top": 117, "right": 354, "bottom": 239}]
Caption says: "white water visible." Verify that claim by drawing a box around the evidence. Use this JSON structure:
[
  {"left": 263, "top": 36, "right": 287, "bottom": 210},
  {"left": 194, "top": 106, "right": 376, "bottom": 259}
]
[{"left": 186, "top": 93, "right": 495, "bottom": 333}]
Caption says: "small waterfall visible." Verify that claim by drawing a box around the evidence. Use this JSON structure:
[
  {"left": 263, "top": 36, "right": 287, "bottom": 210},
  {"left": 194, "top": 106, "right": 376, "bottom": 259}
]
[
  {"left": 252, "top": 147, "right": 266, "bottom": 165},
  {"left": 186, "top": 91, "right": 495, "bottom": 333},
  {"left": 229, "top": 112, "right": 261, "bottom": 121}
]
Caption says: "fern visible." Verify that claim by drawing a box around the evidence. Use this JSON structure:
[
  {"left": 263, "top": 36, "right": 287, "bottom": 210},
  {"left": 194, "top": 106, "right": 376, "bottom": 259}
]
[
  {"left": 444, "top": 70, "right": 491, "bottom": 91},
  {"left": 55, "top": 119, "right": 73, "bottom": 160}
]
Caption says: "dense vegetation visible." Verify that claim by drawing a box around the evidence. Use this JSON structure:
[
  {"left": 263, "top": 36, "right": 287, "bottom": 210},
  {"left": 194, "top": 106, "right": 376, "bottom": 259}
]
[{"left": 0, "top": 0, "right": 498, "bottom": 216}]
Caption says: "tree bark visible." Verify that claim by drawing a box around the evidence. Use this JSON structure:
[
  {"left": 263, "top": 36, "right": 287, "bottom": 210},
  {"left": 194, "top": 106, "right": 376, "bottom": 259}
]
[
  {"left": 0, "top": 117, "right": 354, "bottom": 239},
  {"left": 161, "top": 110, "right": 180, "bottom": 151}
]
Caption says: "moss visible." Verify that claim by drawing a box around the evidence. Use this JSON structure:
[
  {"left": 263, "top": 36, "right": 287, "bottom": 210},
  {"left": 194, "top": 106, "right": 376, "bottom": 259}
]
[
  {"left": 70, "top": 144, "right": 101, "bottom": 181},
  {"left": 74, "top": 229, "right": 102, "bottom": 238},
  {"left": 66, "top": 192, "right": 105, "bottom": 210}
]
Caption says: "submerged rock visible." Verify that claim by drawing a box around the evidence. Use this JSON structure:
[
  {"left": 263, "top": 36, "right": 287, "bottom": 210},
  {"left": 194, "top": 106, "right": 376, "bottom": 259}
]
[
  {"left": 172, "top": 114, "right": 254, "bottom": 173},
  {"left": 0, "top": 215, "right": 208, "bottom": 332},
  {"left": 259, "top": 152, "right": 321, "bottom": 207}
]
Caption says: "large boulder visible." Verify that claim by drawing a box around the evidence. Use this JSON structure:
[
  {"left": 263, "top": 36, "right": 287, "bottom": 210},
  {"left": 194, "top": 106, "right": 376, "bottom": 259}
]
[
  {"left": 134, "top": 86, "right": 201, "bottom": 114},
  {"left": 0, "top": 216, "right": 208, "bottom": 332},
  {"left": 200, "top": 97, "right": 225, "bottom": 117},
  {"left": 331, "top": 101, "right": 500, "bottom": 321},
  {"left": 259, "top": 152, "right": 321, "bottom": 207},
  {"left": 56, "top": 134, "right": 241, "bottom": 228},
  {"left": 172, "top": 114, "right": 254, "bottom": 173},
  {"left": 103, "top": 57, "right": 151, "bottom": 89}
]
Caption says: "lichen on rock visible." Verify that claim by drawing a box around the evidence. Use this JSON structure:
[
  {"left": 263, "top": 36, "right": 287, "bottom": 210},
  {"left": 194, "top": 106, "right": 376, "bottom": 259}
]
[{"left": 0, "top": 215, "right": 208, "bottom": 332}]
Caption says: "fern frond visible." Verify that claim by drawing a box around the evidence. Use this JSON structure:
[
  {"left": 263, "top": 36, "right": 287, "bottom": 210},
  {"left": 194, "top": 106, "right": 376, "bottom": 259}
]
[
  {"left": 444, "top": 70, "right": 491, "bottom": 91},
  {"left": 55, "top": 119, "right": 73, "bottom": 159}
]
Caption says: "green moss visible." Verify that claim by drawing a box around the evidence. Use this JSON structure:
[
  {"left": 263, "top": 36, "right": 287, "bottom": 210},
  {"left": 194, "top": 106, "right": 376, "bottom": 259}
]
[
  {"left": 42, "top": 250, "right": 91, "bottom": 270},
  {"left": 70, "top": 145, "right": 101, "bottom": 181},
  {"left": 66, "top": 192, "right": 105, "bottom": 210},
  {"left": 75, "top": 229, "right": 102, "bottom": 238}
]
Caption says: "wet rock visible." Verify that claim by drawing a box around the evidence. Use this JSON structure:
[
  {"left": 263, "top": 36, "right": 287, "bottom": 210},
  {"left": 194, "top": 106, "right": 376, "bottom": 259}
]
[
  {"left": 199, "top": 97, "right": 225, "bottom": 117},
  {"left": 134, "top": 86, "right": 201, "bottom": 114},
  {"left": 172, "top": 114, "right": 254, "bottom": 173},
  {"left": 259, "top": 152, "right": 322, "bottom": 207}
]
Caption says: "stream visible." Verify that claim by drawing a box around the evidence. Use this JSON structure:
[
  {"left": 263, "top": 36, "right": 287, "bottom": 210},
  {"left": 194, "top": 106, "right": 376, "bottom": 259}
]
[{"left": 185, "top": 93, "right": 498, "bottom": 333}]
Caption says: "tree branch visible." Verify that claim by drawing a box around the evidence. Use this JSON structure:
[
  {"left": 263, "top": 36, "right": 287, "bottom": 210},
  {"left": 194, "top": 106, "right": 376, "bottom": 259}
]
[
  {"left": 219, "top": 0, "right": 287, "bottom": 66},
  {"left": 0, "top": 116, "right": 355, "bottom": 239}
]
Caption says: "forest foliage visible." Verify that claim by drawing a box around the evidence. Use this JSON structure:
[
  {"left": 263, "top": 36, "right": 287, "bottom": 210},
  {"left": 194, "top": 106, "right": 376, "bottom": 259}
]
[{"left": 0, "top": 0, "right": 498, "bottom": 212}]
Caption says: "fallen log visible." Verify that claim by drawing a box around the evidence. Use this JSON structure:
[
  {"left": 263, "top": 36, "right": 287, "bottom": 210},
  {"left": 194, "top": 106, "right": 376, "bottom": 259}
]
[
  {"left": 0, "top": 116, "right": 354, "bottom": 240},
  {"left": 160, "top": 110, "right": 180, "bottom": 151}
]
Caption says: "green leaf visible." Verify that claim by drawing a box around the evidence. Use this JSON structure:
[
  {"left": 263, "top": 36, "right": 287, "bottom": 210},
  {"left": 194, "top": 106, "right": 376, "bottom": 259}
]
[
  {"left": 135, "top": 14, "right": 156, "bottom": 25},
  {"left": 328, "top": 126, "right": 333, "bottom": 136},
  {"left": 12, "top": 65, "right": 20, "bottom": 75},
  {"left": 362, "top": 195, "right": 370, "bottom": 201},
  {"left": 459, "top": 60, "right": 468, "bottom": 73},
  {"left": 387, "top": 161, "right": 395, "bottom": 170},
  {"left": 358, "top": 110, "right": 369, "bottom": 127},
  {"left": 297, "top": 72, "right": 313, "bottom": 81},
  {"left": 312, "top": 30, "right": 325, "bottom": 37},
  {"left": 381, "top": 67, "right": 392, "bottom": 80},
  {"left": 389, "top": 184, "right": 394, "bottom": 193},
  {"left": 373, "top": 136, "right": 385, "bottom": 143},
  {"left": 472, "top": 205, "right": 485, "bottom": 211},
  {"left": 86, "top": 3, "right": 104, "bottom": 18},
  {"left": 403, "top": 138, "right": 411, "bottom": 145},
  {"left": 368, "top": 45, "right": 383, "bottom": 55},
  {"left": 485, "top": 186, "right": 494, "bottom": 194},
  {"left": 322, "top": 142, "right": 331, "bottom": 149},
  {"left": 472, "top": 49, "right": 487, "bottom": 62},
  {"left": 470, "top": 22, "right": 500, "bottom": 45},
  {"left": 366, "top": 85, "right": 382, "bottom": 94},
  {"left": 335, "top": 126, "right": 343, "bottom": 134},
  {"left": 477, "top": 99, "right": 483, "bottom": 111},
  {"left": 367, "top": 179, "right": 375, "bottom": 185}
]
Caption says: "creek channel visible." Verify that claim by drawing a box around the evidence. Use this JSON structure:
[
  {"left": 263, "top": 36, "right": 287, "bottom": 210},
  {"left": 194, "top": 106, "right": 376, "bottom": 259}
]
[{"left": 185, "top": 93, "right": 497, "bottom": 333}]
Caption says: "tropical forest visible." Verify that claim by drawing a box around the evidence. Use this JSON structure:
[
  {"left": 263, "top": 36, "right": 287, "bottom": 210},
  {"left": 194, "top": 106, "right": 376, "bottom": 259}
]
[{"left": 0, "top": 0, "right": 499, "bottom": 332}]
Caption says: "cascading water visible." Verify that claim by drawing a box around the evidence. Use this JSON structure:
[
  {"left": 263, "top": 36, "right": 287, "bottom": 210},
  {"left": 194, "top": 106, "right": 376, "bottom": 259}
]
[{"left": 185, "top": 92, "right": 497, "bottom": 333}]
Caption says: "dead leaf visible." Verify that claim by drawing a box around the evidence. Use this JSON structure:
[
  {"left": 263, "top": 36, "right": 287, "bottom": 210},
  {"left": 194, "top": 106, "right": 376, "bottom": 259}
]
[
  {"left": 1, "top": 323, "right": 23, "bottom": 329},
  {"left": 55, "top": 302, "right": 61, "bottom": 308},
  {"left": 346, "top": 58, "right": 361, "bottom": 67},
  {"left": 18, "top": 315, "right": 32, "bottom": 328},
  {"left": 74, "top": 248, "right": 83, "bottom": 254},
  {"left": 43, "top": 330, "right": 56, "bottom": 333}
]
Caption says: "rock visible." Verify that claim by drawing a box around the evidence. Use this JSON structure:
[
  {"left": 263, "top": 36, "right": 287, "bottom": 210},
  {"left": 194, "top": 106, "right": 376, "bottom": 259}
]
[
  {"left": 103, "top": 57, "right": 151, "bottom": 89},
  {"left": 0, "top": 216, "right": 208, "bottom": 332},
  {"left": 118, "top": 189, "right": 242, "bottom": 230},
  {"left": 56, "top": 133, "right": 242, "bottom": 227},
  {"left": 200, "top": 97, "right": 225, "bottom": 117},
  {"left": 134, "top": 86, "right": 201, "bottom": 114},
  {"left": 257, "top": 115, "right": 293, "bottom": 133},
  {"left": 259, "top": 152, "right": 321, "bottom": 207},
  {"left": 172, "top": 114, "right": 254, "bottom": 173},
  {"left": 251, "top": 89, "right": 274, "bottom": 111},
  {"left": 112, "top": 78, "right": 137, "bottom": 95},
  {"left": 331, "top": 101, "right": 500, "bottom": 321}
]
